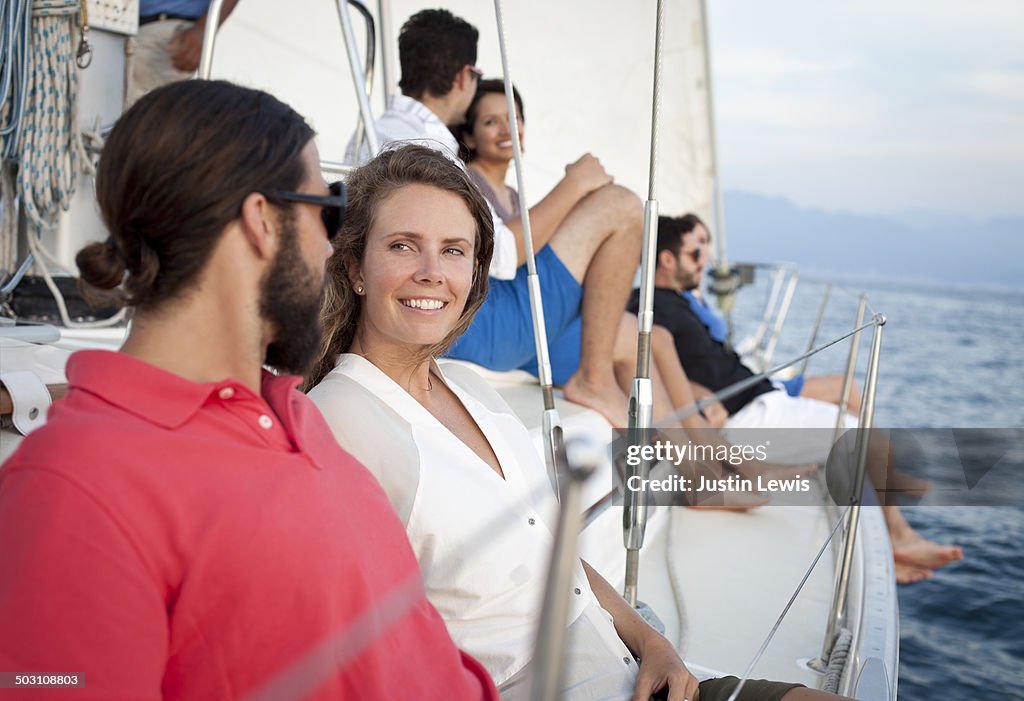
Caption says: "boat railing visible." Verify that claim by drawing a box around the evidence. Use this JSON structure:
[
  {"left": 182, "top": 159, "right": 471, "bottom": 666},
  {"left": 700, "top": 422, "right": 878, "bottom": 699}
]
[
  {"left": 319, "top": 160, "right": 356, "bottom": 179},
  {"left": 530, "top": 435, "right": 602, "bottom": 701},
  {"left": 733, "top": 262, "right": 800, "bottom": 372},
  {"left": 578, "top": 300, "right": 885, "bottom": 697},
  {"left": 732, "top": 308, "right": 885, "bottom": 700},
  {"left": 197, "top": 0, "right": 379, "bottom": 173}
]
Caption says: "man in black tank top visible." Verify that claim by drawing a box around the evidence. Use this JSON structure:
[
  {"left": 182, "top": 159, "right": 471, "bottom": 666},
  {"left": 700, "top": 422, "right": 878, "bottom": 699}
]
[{"left": 626, "top": 215, "right": 773, "bottom": 417}]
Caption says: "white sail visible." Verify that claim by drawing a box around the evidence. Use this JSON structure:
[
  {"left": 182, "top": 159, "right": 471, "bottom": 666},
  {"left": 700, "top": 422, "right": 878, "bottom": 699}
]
[{"left": 211, "top": 0, "right": 715, "bottom": 217}]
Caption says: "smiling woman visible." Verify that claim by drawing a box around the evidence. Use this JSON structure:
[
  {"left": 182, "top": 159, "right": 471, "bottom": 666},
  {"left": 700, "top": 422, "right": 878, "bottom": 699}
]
[
  {"left": 304, "top": 144, "right": 495, "bottom": 391},
  {"left": 352, "top": 183, "right": 478, "bottom": 353}
]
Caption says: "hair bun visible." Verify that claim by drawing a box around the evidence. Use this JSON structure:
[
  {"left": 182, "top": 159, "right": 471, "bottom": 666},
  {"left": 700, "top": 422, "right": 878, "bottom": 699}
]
[{"left": 76, "top": 239, "right": 126, "bottom": 291}]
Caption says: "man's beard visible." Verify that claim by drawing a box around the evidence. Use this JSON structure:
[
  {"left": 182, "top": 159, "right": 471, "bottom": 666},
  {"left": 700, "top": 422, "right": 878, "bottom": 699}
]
[
  {"left": 260, "top": 220, "right": 325, "bottom": 375},
  {"left": 678, "top": 268, "right": 701, "bottom": 292}
]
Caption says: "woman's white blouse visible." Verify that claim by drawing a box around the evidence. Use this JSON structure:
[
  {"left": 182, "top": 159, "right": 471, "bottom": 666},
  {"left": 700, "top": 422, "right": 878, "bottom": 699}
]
[{"left": 308, "top": 355, "right": 598, "bottom": 685}]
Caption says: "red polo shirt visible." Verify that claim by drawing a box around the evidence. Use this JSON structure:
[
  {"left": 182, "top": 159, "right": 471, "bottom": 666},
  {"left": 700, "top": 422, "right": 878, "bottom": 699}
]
[{"left": 0, "top": 351, "right": 497, "bottom": 700}]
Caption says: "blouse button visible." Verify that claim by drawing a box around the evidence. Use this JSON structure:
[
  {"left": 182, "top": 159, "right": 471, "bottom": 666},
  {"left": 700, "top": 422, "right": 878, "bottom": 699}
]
[
  {"left": 574, "top": 587, "right": 581, "bottom": 595},
  {"left": 218, "top": 387, "right": 235, "bottom": 400},
  {"left": 623, "top": 656, "right": 632, "bottom": 665},
  {"left": 528, "top": 517, "right": 536, "bottom": 525},
  {"left": 258, "top": 414, "right": 273, "bottom": 429}
]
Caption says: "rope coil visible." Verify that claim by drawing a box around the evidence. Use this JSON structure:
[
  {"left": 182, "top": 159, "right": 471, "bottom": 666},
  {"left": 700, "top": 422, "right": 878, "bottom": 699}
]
[
  {"left": 1, "top": 0, "right": 122, "bottom": 327},
  {"left": 17, "top": 0, "right": 87, "bottom": 233},
  {"left": 823, "top": 628, "right": 852, "bottom": 693}
]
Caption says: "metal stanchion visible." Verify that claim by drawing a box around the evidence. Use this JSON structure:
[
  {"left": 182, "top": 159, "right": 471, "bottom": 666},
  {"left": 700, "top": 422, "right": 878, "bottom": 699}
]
[
  {"left": 798, "top": 283, "right": 832, "bottom": 377},
  {"left": 528, "top": 436, "right": 602, "bottom": 701},
  {"left": 493, "top": 0, "right": 568, "bottom": 498},
  {"left": 336, "top": 0, "right": 380, "bottom": 158},
  {"left": 197, "top": 0, "right": 225, "bottom": 79},
  {"left": 816, "top": 313, "right": 885, "bottom": 665},
  {"left": 622, "top": 0, "right": 666, "bottom": 610}
]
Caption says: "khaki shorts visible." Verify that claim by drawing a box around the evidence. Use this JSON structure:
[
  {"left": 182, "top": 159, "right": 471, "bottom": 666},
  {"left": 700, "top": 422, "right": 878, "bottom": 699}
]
[
  {"left": 699, "top": 675, "right": 804, "bottom": 701},
  {"left": 126, "top": 19, "right": 196, "bottom": 107}
]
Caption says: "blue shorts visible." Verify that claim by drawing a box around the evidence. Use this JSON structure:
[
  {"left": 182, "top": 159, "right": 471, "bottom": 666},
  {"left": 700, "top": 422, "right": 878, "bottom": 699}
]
[
  {"left": 776, "top": 374, "right": 806, "bottom": 397},
  {"left": 446, "top": 246, "right": 583, "bottom": 385}
]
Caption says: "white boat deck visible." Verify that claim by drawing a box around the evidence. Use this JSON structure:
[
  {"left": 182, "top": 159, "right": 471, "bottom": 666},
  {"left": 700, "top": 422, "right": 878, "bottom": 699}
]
[
  {"left": 643, "top": 503, "right": 835, "bottom": 687},
  {"left": 460, "top": 359, "right": 871, "bottom": 691}
]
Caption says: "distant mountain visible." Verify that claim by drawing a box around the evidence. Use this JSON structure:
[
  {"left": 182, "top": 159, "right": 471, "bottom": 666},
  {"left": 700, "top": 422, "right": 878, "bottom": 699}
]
[{"left": 722, "top": 191, "right": 1024, "bottom": 289}]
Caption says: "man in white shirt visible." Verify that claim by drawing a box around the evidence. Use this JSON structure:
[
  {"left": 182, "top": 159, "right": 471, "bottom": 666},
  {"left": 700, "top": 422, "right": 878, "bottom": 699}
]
[{"left": 348, "top": 9, "right": 643, "bottom": 427}]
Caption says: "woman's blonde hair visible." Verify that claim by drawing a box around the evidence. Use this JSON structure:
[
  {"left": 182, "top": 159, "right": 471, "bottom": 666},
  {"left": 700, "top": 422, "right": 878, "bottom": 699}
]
[{"left": 305, "top": 145, "right": 494, "bottom": 389}]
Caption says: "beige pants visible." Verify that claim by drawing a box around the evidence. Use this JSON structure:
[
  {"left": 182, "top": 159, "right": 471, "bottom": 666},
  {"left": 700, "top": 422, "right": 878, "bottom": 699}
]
[{"left": 126, "top": 19, "right": 196, "bottom": 107}]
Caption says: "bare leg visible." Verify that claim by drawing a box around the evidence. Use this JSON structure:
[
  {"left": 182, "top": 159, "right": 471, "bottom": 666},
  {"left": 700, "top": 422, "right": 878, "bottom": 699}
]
[
  {"left": 609, "top": 316, "right": 696, "bottom": 428},
  {"left": 608, "top": 318, "right": 766, "bottom": 509},
  {"left": 858, "top": 429, "right": 933, "bottom": 502},
  {"left": 554, "top": 184, "right": 642, "bottom": 427},
  {"left": 884, "top": 505, "right": 963, "bottom": 574},
  {"left": 801, "top": 374, "right": 862, "bottom": 414},
  {"left": 650, "top": 326, "right": 707, "bottom": 429}
]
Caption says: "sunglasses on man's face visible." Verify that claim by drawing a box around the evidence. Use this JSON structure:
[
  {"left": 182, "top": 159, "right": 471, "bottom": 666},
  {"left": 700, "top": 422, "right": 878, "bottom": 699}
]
[
  {"left": 679, "top": 247, "right": 703, "bottom": 264},
  {"left": 266, "top": 181, "right": 347, "bottom": 239}
]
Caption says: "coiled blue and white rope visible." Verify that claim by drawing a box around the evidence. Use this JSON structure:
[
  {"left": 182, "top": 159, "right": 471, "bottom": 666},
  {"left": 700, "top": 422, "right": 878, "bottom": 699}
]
[
  {"left": 0, "top": 0, "right": 32, "bottom": 162},
  {"left": 1, "top": 0, "right": 32, "bottom": 272},
  {"left": 3, "top": 0, "right": 85, "bottom": 267},
  {"left": 17, "top": 0, "right": 87, "bottom": 233},
  {"left": 2, "top": 1, "right": 122, "bottom": 327}
]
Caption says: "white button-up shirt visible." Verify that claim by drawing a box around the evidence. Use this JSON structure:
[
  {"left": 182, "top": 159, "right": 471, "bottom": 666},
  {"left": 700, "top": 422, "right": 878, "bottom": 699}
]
[
  {"left": 346, "top": 94, "right": 519, "bottom": 280},
  {"left": 309, "top": 355, "right": 602, "bottom": 686}
]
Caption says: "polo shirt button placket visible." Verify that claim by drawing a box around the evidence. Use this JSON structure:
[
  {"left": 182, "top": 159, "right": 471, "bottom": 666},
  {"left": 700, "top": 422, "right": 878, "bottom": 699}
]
[
  {"left": 258, "top": 414, "right": 273, "bottom": 430},
  {"left": 218, "top": 387, "right": 235, "bottom": 400}
]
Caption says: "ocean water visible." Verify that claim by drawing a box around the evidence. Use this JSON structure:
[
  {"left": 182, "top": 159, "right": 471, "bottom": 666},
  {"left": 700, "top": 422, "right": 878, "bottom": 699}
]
[{"left": 727, "top": 275, "right": 1024, "bottom": 700}]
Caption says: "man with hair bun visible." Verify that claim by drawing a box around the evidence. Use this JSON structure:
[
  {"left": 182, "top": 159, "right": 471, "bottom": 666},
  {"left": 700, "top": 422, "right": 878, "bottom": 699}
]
[{"left": 0, "top": 79, "right": 497, "bottom": 700}]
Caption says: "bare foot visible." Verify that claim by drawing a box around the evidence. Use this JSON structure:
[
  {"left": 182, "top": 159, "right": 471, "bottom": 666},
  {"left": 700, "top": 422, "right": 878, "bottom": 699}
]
[
  {"left": 892, "top": 531, "right": 964, "bottom": 570},
  {"left": 895, "top": 562, "right": 933, "bottom": 584},
  {"left": 884, "top": 505, "right": 964, "bottom": 572},
  {"left": 563, "top": 372, "right": 629, "bottom": 427}
]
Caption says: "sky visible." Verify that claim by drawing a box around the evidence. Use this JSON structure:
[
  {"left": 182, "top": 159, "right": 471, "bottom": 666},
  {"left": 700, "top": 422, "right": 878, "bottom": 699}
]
[{"left": 706, "top": 1, "right": 1024, "bottom": 220}]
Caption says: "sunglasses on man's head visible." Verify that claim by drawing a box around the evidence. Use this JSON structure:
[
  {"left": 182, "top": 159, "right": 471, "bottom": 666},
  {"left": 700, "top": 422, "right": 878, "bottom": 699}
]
[{"left": 266, "top": 181, "right": 347, "bottom": 239}]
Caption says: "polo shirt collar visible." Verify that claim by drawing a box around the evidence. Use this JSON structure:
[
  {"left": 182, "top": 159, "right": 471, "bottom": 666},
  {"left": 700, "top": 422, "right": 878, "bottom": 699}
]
[{"left": 66, "top": 350, "right": 302, "bottom": 431}]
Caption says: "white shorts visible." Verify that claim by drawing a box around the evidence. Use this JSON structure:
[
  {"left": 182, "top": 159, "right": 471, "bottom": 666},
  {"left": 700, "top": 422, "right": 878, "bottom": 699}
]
[{"left": 722, "top": 390, "right": 858, "bottom": 465}]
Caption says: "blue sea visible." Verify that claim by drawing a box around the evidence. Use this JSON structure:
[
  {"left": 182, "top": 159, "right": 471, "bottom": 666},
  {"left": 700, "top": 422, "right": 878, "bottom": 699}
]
[{"left": 727, "top": 274, "right": 1024, "bottom": 700}]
